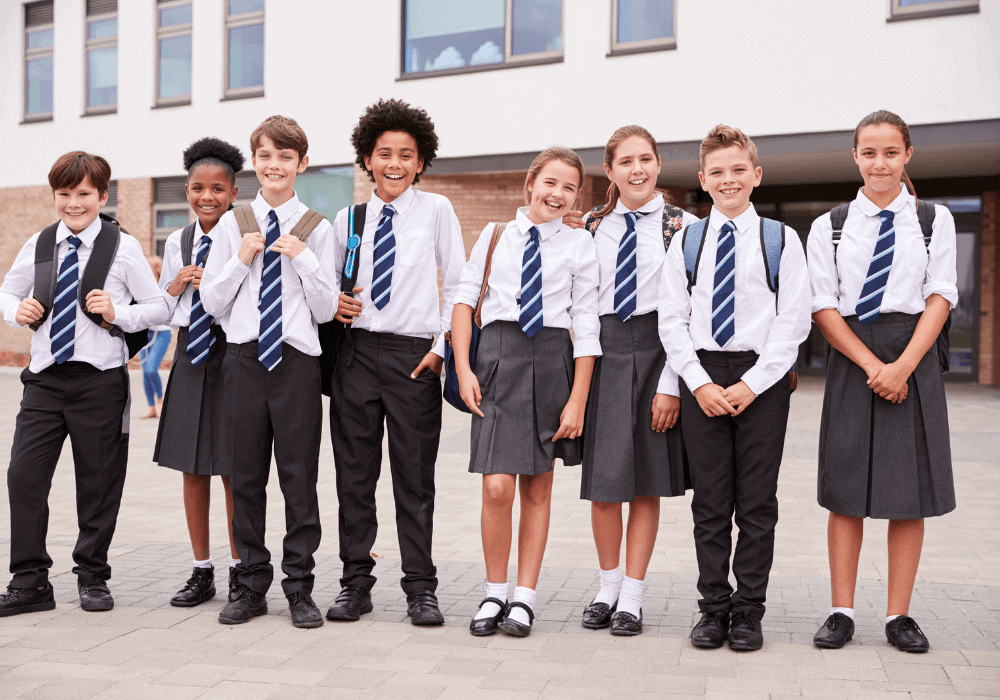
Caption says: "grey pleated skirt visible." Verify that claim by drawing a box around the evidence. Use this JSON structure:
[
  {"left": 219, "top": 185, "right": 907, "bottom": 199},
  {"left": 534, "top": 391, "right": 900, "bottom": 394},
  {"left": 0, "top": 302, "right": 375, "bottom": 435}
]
[
  {"left": 818, "top": 313, "right": 955, "bottom": 519},
  {"left": 469, "top": 321, "right": 580, "bottom": 475},
  {"left": 153, "top": 325, "right": 230, "bottom": 475},
  {"left": 581, "top": 313, "right": 688, "bottom": 502}
]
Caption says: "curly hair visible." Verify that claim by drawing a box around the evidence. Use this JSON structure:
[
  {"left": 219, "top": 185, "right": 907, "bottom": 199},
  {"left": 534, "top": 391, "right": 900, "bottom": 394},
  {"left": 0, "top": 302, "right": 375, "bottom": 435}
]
[
  {"left": 183, "top": 137, "right": 245, "bottom": 185},
  {"left": 351, "top": 99, "right": 439, "bottom": 184}
]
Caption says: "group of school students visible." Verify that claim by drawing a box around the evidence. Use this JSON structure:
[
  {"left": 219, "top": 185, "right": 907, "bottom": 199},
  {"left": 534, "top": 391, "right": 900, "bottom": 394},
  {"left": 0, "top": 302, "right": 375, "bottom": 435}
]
[{"left": 0, "top": 100, "right": 956, "bottom": 655}]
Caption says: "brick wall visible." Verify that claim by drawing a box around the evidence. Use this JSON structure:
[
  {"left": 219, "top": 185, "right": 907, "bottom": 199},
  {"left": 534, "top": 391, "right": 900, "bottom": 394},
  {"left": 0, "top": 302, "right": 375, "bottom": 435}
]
[
  {"left": 980, "top": 189, "right": 999, "bottom": 385},
  {"left": 116, "top": 178, "right": 154, "bottom": 255}
]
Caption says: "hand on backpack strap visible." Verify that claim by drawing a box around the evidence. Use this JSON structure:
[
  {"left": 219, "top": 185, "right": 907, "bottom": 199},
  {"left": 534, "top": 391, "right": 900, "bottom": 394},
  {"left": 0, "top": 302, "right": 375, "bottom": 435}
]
[
  {"left": 85, "top": 289, "right": 116, "bottom": 324},
  {"left": 335, "top": 286, "right": 363, "bottom": 324},
  {"left": 238, "top": 232, "right": 265, "bottom": 266},
  {"left": 270, "top": 233, "right": 307, "bottom": 260},
  {"left": 16, "top": 297, "right": 45, "bottom": 327}
]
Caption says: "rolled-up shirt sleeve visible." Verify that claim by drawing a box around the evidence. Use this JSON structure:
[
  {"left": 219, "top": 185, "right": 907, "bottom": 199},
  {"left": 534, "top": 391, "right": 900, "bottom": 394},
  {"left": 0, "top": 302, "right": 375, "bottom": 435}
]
[
  {"left": 923, "top": 205, "right": 959, "bottom": 309},
  {"left": 569, "top": 233, "right": 601, "bottom": 358},
  {"left": 806, "top": 213, "right": 841, "bottom": 314},
  {"left": 454, "top": 223, "right": 492, "bottom": 310}
]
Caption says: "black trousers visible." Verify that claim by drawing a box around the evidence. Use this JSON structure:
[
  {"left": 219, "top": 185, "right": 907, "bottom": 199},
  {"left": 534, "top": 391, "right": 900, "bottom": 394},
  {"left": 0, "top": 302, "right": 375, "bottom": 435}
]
[
  {"left": 7, "top": 362, "right": 129, "bottom": 588},
  {"left": 680, "top": 350, "right": 790, "bottom": 618},
  {"left": 223, "top": 342, "right": 322, "bottom": 596},
  {"left": 330, "top": 329, "right": 441, "bottom": 595}
]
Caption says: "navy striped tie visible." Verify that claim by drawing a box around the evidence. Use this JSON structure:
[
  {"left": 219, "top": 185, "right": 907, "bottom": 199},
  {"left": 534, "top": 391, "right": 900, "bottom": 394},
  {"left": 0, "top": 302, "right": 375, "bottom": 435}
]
[
  {"left": 185, "top": 235, "right": 215, "bottom": 367},
  {"left": 519, "top": 226, "right": 543, "bottom": 338},
  {"left": 50, "top": 235, "right": 82, "bottom": 364},
  {"left": 257, "top": 210, "right": 282, "bottom": 370},
  {"left": 614, "top": 211, "right": 645, "bottom": 321},
  {"left": 712, "top": 221, "right": 736, "bottom": 348},
  {"left": 371, "top": 204, "right": 396, "bottom": 310},
  {"left": 856, "top": 210, "right": 895, "bottom": 326}
]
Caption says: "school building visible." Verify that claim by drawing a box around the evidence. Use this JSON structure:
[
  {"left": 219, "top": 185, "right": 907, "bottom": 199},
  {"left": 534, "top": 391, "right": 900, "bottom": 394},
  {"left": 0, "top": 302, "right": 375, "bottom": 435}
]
[{"left": 1, "top": 0, "right": 998, "bottom": 381}]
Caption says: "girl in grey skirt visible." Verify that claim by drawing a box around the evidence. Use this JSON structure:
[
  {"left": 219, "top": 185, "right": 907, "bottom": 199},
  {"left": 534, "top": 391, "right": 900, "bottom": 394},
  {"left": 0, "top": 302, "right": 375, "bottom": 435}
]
[
  {"left": 451, "top": 147, "right": 600, "bottom": 637},
  {"left": 154, "top": 138, "right": 243, "bottom": 608},
  {"left": 580, "top": 126, "right": 698, "bottom": 636},
  {"left": 807, "top": 111, "right": 958, "bottom": 653}
]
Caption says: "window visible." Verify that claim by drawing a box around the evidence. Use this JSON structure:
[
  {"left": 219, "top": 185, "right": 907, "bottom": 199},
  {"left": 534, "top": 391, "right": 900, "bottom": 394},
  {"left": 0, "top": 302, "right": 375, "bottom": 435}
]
[
  {"left": 85, "top": 0, "right": 117, "bottom": 114},
  {"left": 225, "top": 0, "right": 265, "bottom": 98},
  {"left": 102, "top": 180, "right": 118, "bottom": 222},
  {"left": 611, "top": 0, "right": 676, "bottom": 55},
  {"left": 402, "top": 0, "right": 562, "bottom": 78},
  {"left": 889, "top": 0, "right": 978, "bottom": 21},
  {"left": 156, "top": 0, "right": 192, "bottom": 105},
  {"left": 24, "top": 1, "right": 54, "bottom": 121}
]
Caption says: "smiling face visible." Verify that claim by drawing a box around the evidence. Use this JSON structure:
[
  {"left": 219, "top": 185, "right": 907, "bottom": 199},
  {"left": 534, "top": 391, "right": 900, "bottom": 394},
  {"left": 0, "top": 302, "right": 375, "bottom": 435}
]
[
  {"left": 252, "top": 135, "right": 308, "bottom": 207},
  {"left": 853, "top": 123, "right": 911, "bottom": 204},
  {"left": 185, "top": 163, "right": 238, "bottom": 233},
  {"left": 606, "top": 135, "right": 661, "bottom": 211},
  {"left": 364, "top": 130, "right": 423, "bottom": 204},
  {"left": 53, "top": 174, "right": 108, "bottom": 234},
  {"left": 699, "top": 145, "right": 762, "bottom": 220},
  {"left": 525, "top": 159, "right": 581, "bottom": 225}
]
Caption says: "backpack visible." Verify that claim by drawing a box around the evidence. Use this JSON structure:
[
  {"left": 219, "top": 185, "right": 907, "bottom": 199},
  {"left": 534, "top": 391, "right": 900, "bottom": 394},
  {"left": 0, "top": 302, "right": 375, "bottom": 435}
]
[
  {"left": 829, "top": 200, "right": 951, "bottom": 372},
  {"left": 29, "top": 213, "right": 149, "bottom": 359},
  {"left": 583, "top": 201, "right": 688, "bottom": 252}
]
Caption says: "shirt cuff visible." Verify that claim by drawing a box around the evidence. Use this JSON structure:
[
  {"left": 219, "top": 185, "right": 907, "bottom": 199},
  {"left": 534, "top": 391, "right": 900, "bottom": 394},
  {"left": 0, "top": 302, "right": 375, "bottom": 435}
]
[
  {"left": 740, "top": 365, "right": 772, "bottom": 396},
  {"left": 572, "top": 338, "right": 602, "bottom": 358},
  {"left": 655, "top": 368, "right": 680, "bottom": 397},
  {"left": 431, "top": 334, "right": 446, "bottom": 358},
  {"left": 680, "top": 363, "right": 712, "bottom": 393},
  {"left": 810, "top": 295, "right": 840, "bottom": 314},
  {"left": 1, "top": 301, "right": 24, "bottom": 328},
  {"left": 290, "top": 248, "right": 320, "bottom": 277}
]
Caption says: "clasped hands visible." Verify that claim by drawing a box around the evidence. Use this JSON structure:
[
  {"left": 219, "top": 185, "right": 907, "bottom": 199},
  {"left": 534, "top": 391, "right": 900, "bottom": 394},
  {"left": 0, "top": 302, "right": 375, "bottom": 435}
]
[
  {"left": 693, "top": 381, "right": 757, "bottom": 417},
  {"left": 865, "top": 360, "right": 911, "bottom": 404}
]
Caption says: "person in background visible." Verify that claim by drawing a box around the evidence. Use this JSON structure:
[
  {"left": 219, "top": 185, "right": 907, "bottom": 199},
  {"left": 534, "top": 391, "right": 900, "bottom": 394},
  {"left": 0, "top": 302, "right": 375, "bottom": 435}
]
[{"left": 140, "top": 255, "right": 171, "bottom": 419}]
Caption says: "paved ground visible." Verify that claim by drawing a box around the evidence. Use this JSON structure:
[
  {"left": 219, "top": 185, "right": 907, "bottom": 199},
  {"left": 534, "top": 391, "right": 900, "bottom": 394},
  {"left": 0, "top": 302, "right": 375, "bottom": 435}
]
[{"left": 0, "top": 368, "right": 997, "bottom": 699}]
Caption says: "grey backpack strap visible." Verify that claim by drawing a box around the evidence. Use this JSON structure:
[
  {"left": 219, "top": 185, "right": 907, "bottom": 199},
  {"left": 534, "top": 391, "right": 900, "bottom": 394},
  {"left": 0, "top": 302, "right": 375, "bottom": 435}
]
[
  {"left": 28, "top": 222, "right": 62, "bottom": 330},
  {"left": 179, "top": 222, "right": 198, "bottom": 266},
  {"left": 829, "top": 203, "right": 850, "bottom": 261},
  {"left": 916, "top": 199, "right": 936, "bottom": 249}
]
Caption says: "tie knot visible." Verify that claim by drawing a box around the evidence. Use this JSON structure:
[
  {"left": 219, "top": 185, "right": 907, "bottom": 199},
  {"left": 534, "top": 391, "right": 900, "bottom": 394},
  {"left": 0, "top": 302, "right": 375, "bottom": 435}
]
[
  {"left": 66, "top": 236, "right": 82, "bottom": 250},
  {"left": 382, "top": 204, "right": 396, "bottom": 218},
  {"left": 721, "top": 221, "right": 735, "bottom": 235},
  {"left": 200, "top": 235, "right": 212, "bottom": 246},
  {"left": 268, "top": 210, "right": 278, "bottom": 225},
  {"left": 879, "top": 209, "right": 895, "bottom": 222},
  {"left": 527, "top": 226, "right": 540, "bottom": 243}
]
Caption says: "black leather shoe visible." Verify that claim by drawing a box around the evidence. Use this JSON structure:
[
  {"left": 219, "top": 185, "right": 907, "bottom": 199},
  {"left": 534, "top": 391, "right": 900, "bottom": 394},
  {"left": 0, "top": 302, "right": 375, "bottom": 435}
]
[
  {"left": 325, "top": 586, "right": 373, "bottom": 622},
  {"left": 78, "top": 582, "right": 114, "bottom": 612},
  {"left": 886, "top": 616, "right": 929, "bottom": 652},
  {"left": 170, "top": 567, "right": 216, "bottom": 607},
  {"left": 610, "top": 609, "right": 642, "bottom": 636},
  {"left": 690, "top": 609, "right": 729, "bottom": 648},
  {"left": 813, "top": 613, "right": 855, "bottom": 649},
  {"left": 582, "top": 599, "right": 616, "bottom": 629},
  {"left": 218, "top": 583, "right": 267, "bottom": 624},
  {"left": 470, "top": 597, "right": 507, "bottom": 636},
  {"left": 728, "top": 610, "right": 763, "bottom": 651},
  {"left": 0, "top": 583, "right": 55, "bottom": 617},
  {"left": 498, "top": 601, "right": 534, "bottom": 637},
  {"left": 287, "top": 592, "right": 323, "bottom": 629},
  {"left": 407, "top": 590, "right": 445, "bottom": 626},
  {"left": 228, "top": 567, "right": 238, "bottom": 603}
]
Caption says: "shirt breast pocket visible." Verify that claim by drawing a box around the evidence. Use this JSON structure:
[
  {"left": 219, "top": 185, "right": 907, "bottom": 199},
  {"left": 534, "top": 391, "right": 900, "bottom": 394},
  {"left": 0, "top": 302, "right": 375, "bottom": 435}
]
[{"left": 396, "top": 228, "right": 433, "bottom": 268}]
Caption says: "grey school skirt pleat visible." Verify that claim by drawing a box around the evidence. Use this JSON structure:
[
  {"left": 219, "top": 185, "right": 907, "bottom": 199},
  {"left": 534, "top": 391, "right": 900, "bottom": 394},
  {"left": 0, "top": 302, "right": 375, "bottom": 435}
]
[
  {"left": 153, "top": 325, "right": 230, "bottom": 475},
  {"left": 469, "top": 321, "right": 580, "bottom": 475},
  {"left": 581, "top": 313, "right": 688, "bottom": 502},
  {"left": 817, "top": 313, "right": 955, "bottom": 519}
]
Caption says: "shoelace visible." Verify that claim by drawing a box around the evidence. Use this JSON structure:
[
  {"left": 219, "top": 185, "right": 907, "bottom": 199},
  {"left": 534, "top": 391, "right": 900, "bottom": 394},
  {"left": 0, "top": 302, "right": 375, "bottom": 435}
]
[
  {"left": 184, "top": 569, "right": 212, "bottom": 588},
  {"left": 826, "top": 613, "right": 846, "bottom": 630},
  {"left": 4, "top": 587, "right": 33, "bottom": 600},
  {"left": 288, "top": 591, "right": 312, "bottom": 607},
  {"left": 730, "top": 611, "right": 754, "bottom": 630},
  {"left": 895, "top": 616, "right": 923, "bottom": 634}
]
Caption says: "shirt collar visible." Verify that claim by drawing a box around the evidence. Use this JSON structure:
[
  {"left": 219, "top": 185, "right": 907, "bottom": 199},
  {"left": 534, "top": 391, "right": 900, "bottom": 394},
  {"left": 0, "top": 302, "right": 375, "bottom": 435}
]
[
  {"left": 251, "top": 190, "right": 301, "bottom": 224},
  {"left": 710, "top": 203, "right": 757, "bottom": 234},
  {"left": 370, "top": 186, "right": 415, "bottom": 216},
  {"left": 612, "top": 193, "right": 663, "bottom": 217},
  {"left": 855, "top": 186, "right": 911, "bottom": 218},
  {"left": 57, "top": 216, "right": 103, "bottom": 247},
  {"left": 515, "top": 207, "right": 563, "bottom": 241}
]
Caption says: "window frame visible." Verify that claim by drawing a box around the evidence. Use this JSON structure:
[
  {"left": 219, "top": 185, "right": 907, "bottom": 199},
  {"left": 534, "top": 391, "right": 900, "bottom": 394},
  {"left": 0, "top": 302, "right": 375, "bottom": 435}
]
[
  {"left": 152, "top": 203, "right": 194, "bottom": 257},
  {"left": 887, "top": 0, "right": 979, "bottom": 21},
  {"left": 608, "top": 0, "right": 677, "bottom": 56},
  {"left": 23, "top": 4, "right": 54, "bottom": 123},
  {"left": 154, "top": 0, "right": 193, "bottom": 108},
  {"left": 222, "top": 0, "right": 265, "bottom": 100},
  {"left": 398, "top": 0, "right": 564, "bottom": 81},
  {"left": 84, "top": 8, "right": 118, "bottom": 115}
]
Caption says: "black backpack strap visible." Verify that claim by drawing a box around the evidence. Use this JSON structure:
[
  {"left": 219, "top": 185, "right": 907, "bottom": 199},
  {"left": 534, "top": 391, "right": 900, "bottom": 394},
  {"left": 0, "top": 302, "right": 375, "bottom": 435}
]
[
  {"left": 28, "top": 222, "right": 62, "bottom": 330},
  {"left": 829, "top": 203, "right": 850, "bottom": 259},
  {"left": 180, "top": 221, "right": 198, "bottom": 267},
  {"left": 661, "top": 204, "right": 686, "bottom": 251},
  {"left": 916, "top": 199, "right": 936, "bottom": 249},
  {"left": 341, "top": 203, "right": 368, "bottom": 292}
]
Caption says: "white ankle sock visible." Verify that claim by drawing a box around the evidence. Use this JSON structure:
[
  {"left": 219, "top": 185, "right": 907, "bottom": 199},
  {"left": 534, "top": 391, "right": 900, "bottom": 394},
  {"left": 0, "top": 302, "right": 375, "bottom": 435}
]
[
  {"left": 230, "top": 558, "right": 241, "bottom": 568},
  {"left": 193, "top": 557, "right": 213, "bottom": 569},
  {"left": 618, "top": 576, "right": 644, "bottom": 617},
  {"left": 474, "top": 580, "right": 508, "bottom": 620},
  {"left": 507, "top": 586, "right": 536, "bottom": 625},
  {"left": 592, "top": 566, "right": 622, "bottom": 606},
  {"left": 886, "top": 614, "right": 901, "bottom": 625},
  {"left": 831, "top": 607, "right": 855, "bottom": 621}
]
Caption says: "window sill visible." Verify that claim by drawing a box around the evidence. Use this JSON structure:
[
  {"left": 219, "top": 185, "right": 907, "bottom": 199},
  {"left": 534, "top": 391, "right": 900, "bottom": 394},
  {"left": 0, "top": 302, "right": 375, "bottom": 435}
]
[
  {"left": 82, "top": 107, "right": 117, "bottom": 117},
  {"left": 152, "top": 99, "right": 192, "bottom": 109},
  {"left": 607, "top": 40, "right": 677, "bottom": 57},
  {"left": 221, "top": 89, "right": 265, "bottom": 102},
  {"left": 20, "top": 114, "right": 53, "bottom": 124},
  {"left": 887, "top": 5, "right": 978, "bottom": 21},
  {"left": 397, "top": 54, "right": 562, "bottom": 81}
]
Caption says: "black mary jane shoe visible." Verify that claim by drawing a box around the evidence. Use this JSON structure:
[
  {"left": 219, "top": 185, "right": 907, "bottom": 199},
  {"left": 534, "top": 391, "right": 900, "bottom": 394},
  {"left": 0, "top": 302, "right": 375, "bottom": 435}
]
[
  {"left": 170, "top": 567, "right": 216, "bottom": 607},
  {"left": 886, "top": 616, "right": 930, "bottom": 653},
  {"left": 610, "top": 609, "right": 642, "bottom": 637},
  {"left": 581, "top": 599, "right": 616, "bottom": 629},
  {"left": 469, "top": 597, "right": 507, "bottom": 636},
  {"left": 497, "top": 601, "right": 534, "bottom": 638},
  {"left": 813, "top": 613, "right": 854, "bottom": 649}
]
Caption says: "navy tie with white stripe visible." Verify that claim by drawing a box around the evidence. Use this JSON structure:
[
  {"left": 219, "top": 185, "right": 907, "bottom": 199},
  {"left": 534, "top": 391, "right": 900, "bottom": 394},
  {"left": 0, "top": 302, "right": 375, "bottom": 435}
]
[
  {"left": 257, "top": 210, "right": 282, "bottom": 370},
  {"left": 185, "top": 235, "right": 215, "bottom": 367},
  {"left": 50, "top": 235, "right": 82, "bottom": 364},
  {"left": 855, "top": 209, "right": 895, "bottom": 326},
  {"left": 712, "top": 220, "right": 736, "bottom": 348},
  {"left": 614, "top": 211, "right": 646, "bottom": 321},
  {"left": 519, "top": 225, "right": 543, "bottom": 338},
  {"left": 371, "top": 204, "right": 396, "bottom": 310}
]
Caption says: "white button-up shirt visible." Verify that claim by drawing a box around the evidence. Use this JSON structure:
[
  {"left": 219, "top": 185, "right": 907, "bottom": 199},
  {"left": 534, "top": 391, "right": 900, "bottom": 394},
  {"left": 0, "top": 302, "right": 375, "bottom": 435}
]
[
  {"left": 0, "top": 217, "right": 170, "bottom": 373},
  {"left": 455, "top": 207, "right": 601, "bottom": 358},
  {"left": 161, "top": 219, "right": 220, "bottom": 329},
  {"left": 658, "top": 204, "right": 811, "bottom": 395},
  {"left": 199, "top": 191, "right": 338, "bottom": 357},
  {"left": 331, "top": 187, "right": 466, "bottom": 358},
  {"left": 807, "top": 187, "right": 958, "bottom": 316},
  {"left": 592, "top": 194, "right": 700, "bottom": 395}
]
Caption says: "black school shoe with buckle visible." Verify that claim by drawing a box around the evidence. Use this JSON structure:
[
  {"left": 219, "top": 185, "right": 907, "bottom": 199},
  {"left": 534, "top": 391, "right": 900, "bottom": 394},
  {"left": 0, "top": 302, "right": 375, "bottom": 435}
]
[
  {"left": 407, "top": 590, "right": 445, "bottom": 626},
  {"left": 498, "top": 601, "right": 534, "bottom": 637},
  {"left": 728, "top": 610, "right": 763, "bottom": 651},
  {"left": 690, "top": 609, "right": 729, "bottom": 648},
  {"left": 287, "top": 591, "right": 323, "bottom": 629},
  {"left": 218, "top": 581, "right": 267, "bottom": 624},
  {"left": 470, "top": 598, "right": 507, "bottom": 636},
  {"left": 581, "top": 599, "right": 616, "bottom": 629},
  {"left": 610, "top": 609, "right": 642, "bottom": 636},
  {"left": 886, "top": 616, "right": 930, "bottom": 652},
  {"left": 325, "top": 586, "right": 373, "bottom": 622},
  {"left": 813, "top": 613, "right": 854, "bottom": 649},
  {"left": 170, "top": 567, "right": 216, "bottom": 607},
  {"left": 0, "top": 583, "right": 56, "bottom": 617},
  {"left": 78, "top": 582, "right": 114, "bottom": 612}
]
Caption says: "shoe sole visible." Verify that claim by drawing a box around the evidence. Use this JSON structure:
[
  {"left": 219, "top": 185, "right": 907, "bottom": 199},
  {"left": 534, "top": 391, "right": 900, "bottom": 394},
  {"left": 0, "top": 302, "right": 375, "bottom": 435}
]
[
  {"left": 218, "top": 605, "right": 268, "bottom": 624},
  {"left": 325, "top": 600, "right": 373, "bottom": 622},
  {"left": 690, "top": 635, "right": 726, "bottom": 649},
  {"left": 0, "top": 600, "right": 56, "bottom": 617},
  {"left": 169, "top": 587, "right": 217, "bottom": 608},
  {"left": 498, "top": 621, "right": 531, "bottom": 637},
  {"left": 886, "top": 636, "right": 928, "bottom": 653},
  {"left": 610, "top": 627, "right": 642, "bottom": 637},
  {"left": 80, "top": 599, "right": 114, "bottom": 612},
  {"left": 728, "top": 640, "right": 763, "bottom": 652},
  {"left": 291, "top": 617, "right": 324, "bottom": 629},
  {"left": 813, "top": 634, "right": 852, "bottom": 649},
  {"left": 409, "top": 615, "right": 445, "bottom": 626},
  {"left": 581, "top": 618, "right": 612, "bottom": 630},
  {"left": 469, "top": 625, "right": 499, "bottom": 637}
]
